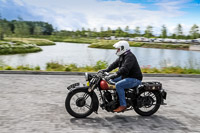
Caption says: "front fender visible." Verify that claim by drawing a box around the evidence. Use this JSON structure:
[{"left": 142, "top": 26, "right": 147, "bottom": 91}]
[{"left": 68, "top": 86, "right": 99, "bottom": 113}]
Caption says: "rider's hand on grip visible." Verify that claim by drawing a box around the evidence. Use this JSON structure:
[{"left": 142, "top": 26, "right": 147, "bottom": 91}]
[
  {"left": 98, "top": 69, "right": 108, "bottom": 73},
  {"left": 105, "top": 73, "right": 118, "bottom": 81}
]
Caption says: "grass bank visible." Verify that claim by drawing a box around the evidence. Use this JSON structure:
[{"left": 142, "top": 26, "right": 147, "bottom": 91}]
[
  {"left": 0, "top": 65, "right": 41, "bottom": 71},
  {"left": 89, "top": 40, "right": 190, "bottom": 50},
  {"left": 31, "top": 35, "right": 98, "bottom": 44},
  {"left": 49, "top": 37, "right": 97, "bottom": 44},
  {"left": 0, "top": 41, "right": 42, "bottom": 55},
  {"left": 1, "top": 61, "right": 200, "bottom": 74},
  {"left": 5, "top": 37, "right": 55, "bottom": 46}
]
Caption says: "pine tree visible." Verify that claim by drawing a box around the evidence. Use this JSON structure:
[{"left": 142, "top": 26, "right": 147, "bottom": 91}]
[
  {"left": 175, "top": 24, "right": 183, "bottom": 39},
  {"left": 189, "top": 24, "right": 199, "bottom": 39},
  {"left": 161, "top": 25, "right": 167, "bottom": 38},
  {"left": 144, "top": 25, "right": 153, "bottom": 38},
  {"left": 134, "top": 26, "right": 141, "bottom": 36},
  {"left": 123, "top": 26, "right": 129, "bottom": 37}
]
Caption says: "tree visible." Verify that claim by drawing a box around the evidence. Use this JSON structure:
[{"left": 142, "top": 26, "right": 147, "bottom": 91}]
[
  {"left": 33, "top": 25, "right": 43, "bottom": 35},
  {"left": 0, "top": 19, "right": 11, "bottom": 40},
  {"left": 123, "top": 26, "right": 129, "bottom": 37},
  {"left": 175, "top": 24, "right": 183, "bottom": 39},
  {"left": 81, "top": 27, "right": 85, "bottom": 31},
  {"left": 100, "top": 27, "right": 105, "bottom": 37},
  {"left": 124, "top": 26, "right": 129, "bottom": 33},
  {"left": 17, "top": 16, "right": 23, "bottom": 21},
  {"left": 171, "top": 34, "right": 176, "bottom": 39},
  {"left": 134, "top": 26, "right": 141, "bottom": 36},
  {"left": 161, "top": 25, "right": 167, "bottom": 38},
  {"left": 115, "top": 27, "right": 123, "bottom": 37},
  {"left": 106, "top": 27, "right": 112, "bottom": 37},
  {"left": 14, "top": 21, "right": 30, "bottom": 36},
  {"left": 0, "top": 17, "right": 4, "bottom": 40},
  {"left": 93, "top": 28, "right": 97, "bottom": 32},
  {"left": 100, "top": 27, "right": 104, "bottom": 32},
  {"left": 107, "top": 27, "right": 111, "bottom": 31},
  {"left": 81, "top": 27, "right": 86, "bottom": 37},
  {"left": 189, "top": 24, "right": 199, "bottom": 39},
  {"left": 85, "top": 28, "right": 91, "bottom": 37},
  {"left": 43, "top": 23, "right": 53, "bottom": 35},
  {"left": 144, "top": 25, "right": 153, "bottom": 38}
]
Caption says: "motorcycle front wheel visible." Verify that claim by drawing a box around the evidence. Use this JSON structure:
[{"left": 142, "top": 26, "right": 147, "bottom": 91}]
[
  {"left": 65, "top": 89, "right": 94, "bottom": 118},
  {"left": 134, "top": 90, "right": 161, "bottom": 116}
]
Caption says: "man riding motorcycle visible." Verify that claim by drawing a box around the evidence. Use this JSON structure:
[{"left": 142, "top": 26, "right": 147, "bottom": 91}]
[{"left": 99, "top": 41, "right": 143, "bottom": 112}]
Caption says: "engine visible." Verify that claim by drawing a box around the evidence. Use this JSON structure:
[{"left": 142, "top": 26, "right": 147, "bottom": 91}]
[{"left": 102, "top": 91, "right": 119, "bottom": 112}]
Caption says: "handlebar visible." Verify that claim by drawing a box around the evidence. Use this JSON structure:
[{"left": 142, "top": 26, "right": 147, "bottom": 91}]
[{"left": 96, "top": 71, "right": 116, "bottom": 85}]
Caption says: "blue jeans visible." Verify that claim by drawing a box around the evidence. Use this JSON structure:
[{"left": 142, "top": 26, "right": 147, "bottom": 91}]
[{"left": 112, "top": 76, "right": 141, "bottom": 106}]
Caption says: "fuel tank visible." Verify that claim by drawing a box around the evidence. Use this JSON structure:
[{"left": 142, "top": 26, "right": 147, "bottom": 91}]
[{"left": 100, "top": 80, "right": 116, "bottom": 90}]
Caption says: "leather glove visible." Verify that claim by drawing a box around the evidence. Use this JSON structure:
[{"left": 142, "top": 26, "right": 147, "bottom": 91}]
[
  {"left": 105, "top": 73, "right": 118, "bottom": 81},
  {"left": 98, "top": 69, "right": 108, "bottom": 73}
]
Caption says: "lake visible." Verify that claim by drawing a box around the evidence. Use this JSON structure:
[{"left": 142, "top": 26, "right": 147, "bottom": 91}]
[{"left": 0, "top": 42, "right": 200, "bottom": 70}]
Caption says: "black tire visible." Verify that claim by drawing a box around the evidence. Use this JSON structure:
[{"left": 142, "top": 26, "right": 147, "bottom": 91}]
[
  {"left": 134, "top": 90, "right": 161, "bottom": 116},
  {"left": 65, "top": 89, "right": 95, "bottom": 118}
]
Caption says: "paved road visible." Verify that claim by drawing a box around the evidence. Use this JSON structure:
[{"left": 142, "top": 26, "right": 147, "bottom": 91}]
[{"left": 0, "top": 74, "right": 200, "bottom": 133}]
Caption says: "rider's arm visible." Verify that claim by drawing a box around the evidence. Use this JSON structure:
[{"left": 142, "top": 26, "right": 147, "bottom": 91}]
[
  {"left": 116, "top": 55, "right": 134, "bottom": 76},
  {"left": 106, "top": 58, "right": 119, "bottom": 72}
]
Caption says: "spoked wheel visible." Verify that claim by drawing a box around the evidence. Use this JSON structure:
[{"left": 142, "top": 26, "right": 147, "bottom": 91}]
[
  {"left": 134, "top": 90, "right": 161, "bottom": 116},
  {"left": 65, "top": 89, "right": 94, "bottom": 118}
]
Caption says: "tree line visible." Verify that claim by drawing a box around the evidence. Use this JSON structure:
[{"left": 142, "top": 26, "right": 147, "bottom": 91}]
[
  {"left": 0, "top": 16, "right": 199, "bottom": 40},
  {"left": 53, "top": 24, "right": 200, "bottom": 39},
  {"left": 0, "top": 17, "right": 53, "bottom": 40}
]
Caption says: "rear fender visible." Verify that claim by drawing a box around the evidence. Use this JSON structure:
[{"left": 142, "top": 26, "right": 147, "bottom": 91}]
[
  {"left": 68, "top": 86, "right": 99, "bottom": 113},
  {"left": 160, "top": 89, "right": 167, "bottom": 105}
]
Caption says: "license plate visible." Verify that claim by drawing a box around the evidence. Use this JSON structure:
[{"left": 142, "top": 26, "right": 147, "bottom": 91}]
[{"left": 67, "top": 83, "right": 80, "bottom": 90}]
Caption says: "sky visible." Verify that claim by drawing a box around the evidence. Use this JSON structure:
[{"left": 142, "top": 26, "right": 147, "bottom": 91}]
[{"left": 0, "top": 0, "right": 200, "bottom": 35}]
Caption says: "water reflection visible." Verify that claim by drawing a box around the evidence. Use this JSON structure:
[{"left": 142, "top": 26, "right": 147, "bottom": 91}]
[{"left": 0, "top": 42, "right": 199, "bottom": 70}]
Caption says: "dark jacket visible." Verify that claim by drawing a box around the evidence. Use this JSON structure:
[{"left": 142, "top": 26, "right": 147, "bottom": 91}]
[{"left": 107, "top": 51, "right": 143, "bottom": 81}]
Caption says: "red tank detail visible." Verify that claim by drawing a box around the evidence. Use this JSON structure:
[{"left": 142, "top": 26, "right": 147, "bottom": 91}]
[{"left": 100, "top": 80, "right": 109, "bottom": 90}]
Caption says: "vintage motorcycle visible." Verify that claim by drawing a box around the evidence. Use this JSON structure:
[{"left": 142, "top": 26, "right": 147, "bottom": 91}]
[{"left": 65, "top": 72, "right": 167, "bottom": 118}]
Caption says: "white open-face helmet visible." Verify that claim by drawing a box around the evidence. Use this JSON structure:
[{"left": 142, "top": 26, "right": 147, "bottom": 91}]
[{"left": 113, "top": 41, "right": 130, "bottom": 56}]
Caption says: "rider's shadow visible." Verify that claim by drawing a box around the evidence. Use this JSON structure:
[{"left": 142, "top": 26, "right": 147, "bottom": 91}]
[{"left": 70, "top": 115, "right": 190, "bottom": 132}]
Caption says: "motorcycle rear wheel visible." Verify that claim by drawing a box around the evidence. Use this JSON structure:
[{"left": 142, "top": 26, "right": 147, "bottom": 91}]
[
  {"left": 65, "top": 89, "right": 94, "bottom": 118},
  {"left": 134, "top": 90, "right": 161, "bottom": 116}
]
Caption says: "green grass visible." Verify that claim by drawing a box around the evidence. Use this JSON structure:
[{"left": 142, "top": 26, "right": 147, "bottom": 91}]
[
  {"left": 0, "top": 42, "right": 42, "bottom": 55},
  {"left": 1, "top": 61, "right": 199, "bottom": 74},
  {"left": 89, "top": 40, "right": 118, "bottom": 49},
  {"left": 5, "top": 37, "right": 55, "bottom": 46},
  {"left": 44, "top": 61, "right": 200, "bottom": 74},
  {"left": 46, "top": 60, "right": 108, "bottom": 72},
  {"left": 0, "top": 37, "right": 55, "bottom": 55},
  {"left": 48, "top": 37, "right": 98, "bottom": 44},
  {"left": 142, "top": 66, "right": 200, "bottom": 74},
  {"left": 137, "top": 42, "right": 189, "bottom": 49},
  {"left": 0, "top": 65, "right": 41, "bottom": 71},
  {"left": 89, "top": 40, "right": 190, "bottom": 50}
]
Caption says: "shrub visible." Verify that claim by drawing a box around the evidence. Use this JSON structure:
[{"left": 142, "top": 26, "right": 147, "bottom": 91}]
[
  {"left": 46, "top": 61, "right": 65, "bottom": 71},
  {"left": 34, "top": 66, "right": 41, "bottom": 70},
  {"left": 16, "top": 65, "right": 34, "bottom": 70},
  {"left": 94, "top": 60, "right": 108, "bottom": 70},
  {"left": 5, "top": 66, "right": 14, "bottom": 70}
]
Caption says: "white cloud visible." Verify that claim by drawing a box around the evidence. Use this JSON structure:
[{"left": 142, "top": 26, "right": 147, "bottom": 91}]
[
  {"left": 12, "top": 0, "right": 194, "bottom": 34},
  {"left": 1, "top": 0, "right": 7, "bottom": 3},
  {"left": 13, "top": 0, "right": 25, "bottom": 6}
]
